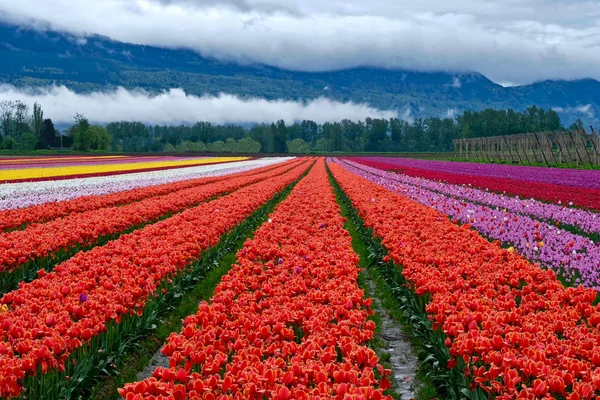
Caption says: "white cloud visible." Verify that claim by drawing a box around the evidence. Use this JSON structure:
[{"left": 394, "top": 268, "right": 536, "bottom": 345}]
[
  {"left": 450, "top": 77, "right": 462, "bottom": 88},
  {"left": 401, "top": 107, "right": 414, "bottom": 124},
  {"left": 445, "top": 108, "right": 458, "bottom": 118},
  {"left": 1, "top": 0, "right": 600, "bottom": 84},
  {"left": 577, "top": 104, "right": 594, "bottom": 117},
  {"left": 497, "top": 81, "right": 518, "bottom": 87},
  {"left": 553, "top": 104, "right": 595, "bottom": 117},
  {"left": 0, "top": 85, "right": 397, "bottom": 125}
]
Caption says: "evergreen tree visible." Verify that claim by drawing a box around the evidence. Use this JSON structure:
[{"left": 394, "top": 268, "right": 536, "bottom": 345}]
[
  {"left": 39, "top": 119, "right": 56, "bottom": 148},
  {"left": 31, "top": 102, "right": 44, "bottom": 139},
  {"left": 274, "top": 120, "right": 288, "bottom": 153}
]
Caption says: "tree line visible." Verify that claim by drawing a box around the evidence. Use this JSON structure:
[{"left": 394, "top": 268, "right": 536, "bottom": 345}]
[
  {"left": 105, "top": 106, "right": 566, "bottom": 153},
  {"left": 0, "top": 101, "right": 571, "bottom": 153},
  {"left": 0, "top": 101, "right": 110, "bottom": 151}
]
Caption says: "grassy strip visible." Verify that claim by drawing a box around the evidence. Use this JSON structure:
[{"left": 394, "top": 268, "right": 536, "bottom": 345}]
[
  {"left": 450, "top": 157, "right": 600, "bottom": 170},
  {"left": 327, "top": 163, "right": 485, "bottom": 400},
  {"left": 342, "top": 160, "right": 594, "bottom": 293},
  {"left": 1, "top": 162, "right": 304, "bottom": 295},
  {"left": 1, "top": 195, "right": 215, "bottom": 296},
  {"left": 19, "top": 163, "right": 313, "bottom": 400},
  {"left": 77, "top": 163, "right": 313, "bottom": 400},
  {"left": 345, "top": 159, "right": 600, "bottom": 242},
  {"left": 2, "top": 160, "right": 293, "bottom": 235},
  {"left": 85, "top": 227, "right": 245, "bottom": 400},
  {"left": 327, "top": 169, "right": 439, "bottom": 400}
]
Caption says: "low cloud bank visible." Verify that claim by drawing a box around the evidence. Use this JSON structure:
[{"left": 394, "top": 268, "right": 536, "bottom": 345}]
[{"left": 0, "top": 86, "right": 397, "bottom": 125}]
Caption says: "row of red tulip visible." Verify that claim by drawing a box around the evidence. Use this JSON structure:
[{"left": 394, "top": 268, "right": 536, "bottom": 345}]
[
  {"left": 119, "top": 160, "right": 392, "bottom": 400},
  {"left": 0, "top": 161, "right": 311, "bottom": 399},
  {"left": 0, "top": 161, "right": 290, "bottom": 232},
  {"left": 329, "top": 161, "right": 600, "bottom": 399},
  {"left": 0, "top": 160, "right": 303, "bottom": 278}
]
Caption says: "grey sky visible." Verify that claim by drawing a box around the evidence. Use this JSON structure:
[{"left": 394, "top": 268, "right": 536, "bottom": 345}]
[{"left": 1, "top": 0, "right": 599, "bottom": 85}]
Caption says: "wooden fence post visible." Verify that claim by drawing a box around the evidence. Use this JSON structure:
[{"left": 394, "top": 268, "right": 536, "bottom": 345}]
[
  {"left": 555, "top": 132, "right": 573, "bottom": 168},
  {"left": 576, "top": 128, "right": 594, "bottom": 167},
  {"left": 590, "top": 126, "right": 600, "bottom": 166},
  {"left": 533, "top": 132, "right": 550, "bottom": 166},
  {"left": 567, "top": 130, "right": 586, "bottom": 167},
  {"left": 545, "top": 132, "right": 559, "bottom": 167},
  {"left": 519, "top": 135, "right": 533, "bottom": 165}
]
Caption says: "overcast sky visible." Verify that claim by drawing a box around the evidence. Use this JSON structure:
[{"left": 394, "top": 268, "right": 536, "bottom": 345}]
[{"left": 0, "top": 0, "right": 599, "bottom": 85}]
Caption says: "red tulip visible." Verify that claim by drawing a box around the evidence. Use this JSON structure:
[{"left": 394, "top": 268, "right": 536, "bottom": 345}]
[
  {"left": 119, "top": 160, "right": 392, "bottom": 400},
  {"left": 0, "top": 161, "right": 311, "bottom": 398},
  {"left": 328, "top": 160, "right": 600, "bottom": 398}
]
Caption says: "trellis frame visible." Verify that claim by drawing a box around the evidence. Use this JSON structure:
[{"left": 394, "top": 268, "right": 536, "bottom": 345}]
[{"left": 453, "top": 129, "right": 600, "bottom": 168}]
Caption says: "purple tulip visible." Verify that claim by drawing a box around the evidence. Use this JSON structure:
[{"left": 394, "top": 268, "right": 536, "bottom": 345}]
[
  {"left": 354, "top": 156, "right": 600, "bottom": 190},
  {"left": 330, "top": 158, "right": 600, "bottom": 291},
  {"left": 342, "top": 159, "right": 600, "bottom": 236}
]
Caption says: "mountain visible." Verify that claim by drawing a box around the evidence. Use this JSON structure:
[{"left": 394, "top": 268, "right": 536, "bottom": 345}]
[{"left": 0, "top": 23, "right": 598, "bottom": 126}]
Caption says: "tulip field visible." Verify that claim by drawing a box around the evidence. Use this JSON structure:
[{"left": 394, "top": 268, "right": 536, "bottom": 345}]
[
  {"left": 0, "top": 156, "right": 248, "bottom": 183},
  {"left": 1, "top": 154, "right": 600, "bottom": 399}
]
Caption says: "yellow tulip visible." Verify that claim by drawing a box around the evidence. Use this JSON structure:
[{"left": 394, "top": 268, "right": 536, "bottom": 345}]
[{"left": 0, "top": 157, "right": 249, "bottom": 181}]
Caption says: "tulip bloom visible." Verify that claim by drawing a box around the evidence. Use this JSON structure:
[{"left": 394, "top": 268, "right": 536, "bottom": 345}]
[
  {"left": 329, "top": 160, "right": 600, "bottom": 398},
  {"left": 0, "top": 157, "right": 248, "bottom": 182},
  {"left": 0, "top": 159, "right": 305, "bottom": 286},
  {"left": 334, "top": 158, "right": 600, "bottom": 291},
  {"left": 0, "top": 161, "right": 311, "bottom": 398},
  {"left": 0, "top": 158, "right": 293, "bottom": 228},
  {"left": 350, "top": 156, "right": 600, "bottom": 211},
  {"left": 120, "top": 160, "right": 392, "bottom": 400}
]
